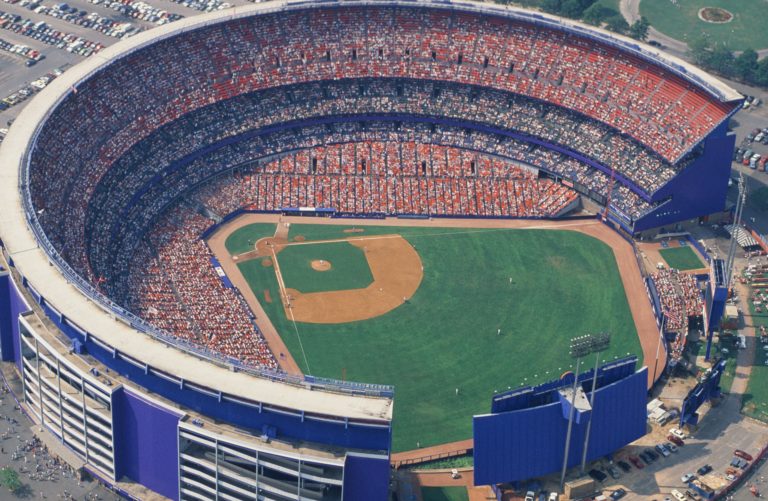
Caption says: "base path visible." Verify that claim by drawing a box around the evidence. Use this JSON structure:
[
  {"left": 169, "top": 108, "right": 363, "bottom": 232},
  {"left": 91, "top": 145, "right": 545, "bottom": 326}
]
[{"left": 207, "top": 220, "right": 302, "bottom": 376}]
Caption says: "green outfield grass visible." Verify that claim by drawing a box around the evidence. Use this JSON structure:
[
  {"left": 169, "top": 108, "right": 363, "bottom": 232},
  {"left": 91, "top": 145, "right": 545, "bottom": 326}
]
[
  {"left": 278, "top": 241, "right": 373, "bottom": 293},
  {"left": 639, "top": 0, "right": 768, "bottom": 51},
  {"left": 225, "top": 223, "right": 277, "bottom": 255},
  {"left": 659, "top": 246, "right": 705, "bottom": 271},
  {"left": 233, "top": 223, "right": 642, "bottom": 452},
  {"left": 421, "top": 487, "right": 469, "bottom": 501}
]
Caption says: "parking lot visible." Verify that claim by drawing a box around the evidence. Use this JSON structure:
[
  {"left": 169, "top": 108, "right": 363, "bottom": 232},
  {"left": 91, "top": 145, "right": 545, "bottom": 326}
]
[
  {"left": 577, "top": 391, "right": 768, "bottom": 500},
  {"left": 0, "top": 0, "right": 257, "bottom": 131}
]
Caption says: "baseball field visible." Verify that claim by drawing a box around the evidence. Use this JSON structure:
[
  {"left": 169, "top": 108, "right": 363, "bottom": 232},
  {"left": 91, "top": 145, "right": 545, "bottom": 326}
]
[{"left": 213, "top": 217, "right": 644, "bottom": 452}]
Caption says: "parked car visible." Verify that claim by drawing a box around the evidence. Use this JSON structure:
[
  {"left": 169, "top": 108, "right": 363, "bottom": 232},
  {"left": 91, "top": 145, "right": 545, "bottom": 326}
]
[
  {"left": 681, "top": 473, "right": 695, "bottom": 483},
  {"left": 617, "top": 460, "right": 631, "bottom": 473},
  {"left": 667, "top": 434, "right": 684, "bottom": 446},
  {"left": 697, "top": 464, "right": 713, "bottom": 475},
  {"left": 548, "top": 493, "right": 558, "bottom": 501},
  {"left": 628, "top": 455, "right": 644, "bottom": 469},
  {"left": 645, "top": 448, "right": 659, "bottom": 460},
  {"left": 525, "top": 491, "right": 535, "bottom": 501},
  {"left": 684, "top": 489, "right": 699, "bottom": 500},
  {"left": 655, "top": 444, "right": 670, "bottom": 457},
  {"left": 607, "top": 466, "right": 621, "bottom": 479},
  {"left": 639, "top": 452, "right": 652, "bottom": 464},
  {"left": 730, "top": 457, "right": 748, "bottom": 469},
  {"left": 611, "top": 488, "right": 627, "bottom": 500},
  {"left": 734, "top": 449, "right": 754, "bottom": 461},
  {"left": 671, "top": 489, "right": 687, "bottom": 501},
  {"left": 588, "top": 469, "right": 607, "bottom": 482},
  {"left": 669, "top": 428, "right": 686, "bottom": 440},
  {"left": 665, "top": 442, "right": 678, "bottom": 453}
]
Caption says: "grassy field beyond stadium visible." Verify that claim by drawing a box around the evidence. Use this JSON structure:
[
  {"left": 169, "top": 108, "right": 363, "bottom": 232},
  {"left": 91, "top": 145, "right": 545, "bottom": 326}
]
[
  {"left": 640, "top": 0, "right": 768, "bottom": 51},
  {"left": 229, "top": 223, "right": 642, "bottom": 452}
]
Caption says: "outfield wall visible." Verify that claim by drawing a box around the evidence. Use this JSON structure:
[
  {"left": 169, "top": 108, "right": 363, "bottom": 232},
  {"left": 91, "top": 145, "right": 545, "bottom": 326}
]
[{"left": 473, "top": 361, "right": 648, "bottom": 485}]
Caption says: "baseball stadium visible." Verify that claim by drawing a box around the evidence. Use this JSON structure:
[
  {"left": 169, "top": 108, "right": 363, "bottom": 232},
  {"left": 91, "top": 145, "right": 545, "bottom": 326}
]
[{"left": 0, "top": 0, "right": 742, "bottom": 499}]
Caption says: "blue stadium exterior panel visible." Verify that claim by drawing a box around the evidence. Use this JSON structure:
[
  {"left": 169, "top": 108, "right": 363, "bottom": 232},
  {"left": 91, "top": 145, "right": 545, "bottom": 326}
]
[
  {"left": 1, "top": 273, "right": 30, "bottom": 369},
  {"left": 342, "top": 452, "right": 390, "bottom": 501},
  {"left": 636, "top": 123, "right": 735, "bottom": 233},
  {"left": 112, "top": 387, "right": 183, "bottom": 501},
  {"left": 0, "top": 273, "right": 13, "bottom": 362},
  {"left": 473, "top": 368, "right": 647, "bottom": 485}
]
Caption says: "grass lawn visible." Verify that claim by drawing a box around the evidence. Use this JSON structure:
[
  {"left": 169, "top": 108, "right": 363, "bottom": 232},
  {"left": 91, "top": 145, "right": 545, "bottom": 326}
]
[
  {"left": 225, "top": 223, "right": 277, "bottom": 255},
  {"left": 422, "top": 487, "right": 469, "bottom": 501},
  {"left": 659, "top": 246, "right": 705, "bottom": 271},
  {"left": 743, "top": 287, "right": 768, "bottom": 421},
  {"left": 277, "top": 241, "right": 373, "bottom": 293},
  {"left": 234, "top": 224, "right": 642, "bottom": 452},
  {"left": 640, "top": 0, "right": 768, "bottom": 51}
]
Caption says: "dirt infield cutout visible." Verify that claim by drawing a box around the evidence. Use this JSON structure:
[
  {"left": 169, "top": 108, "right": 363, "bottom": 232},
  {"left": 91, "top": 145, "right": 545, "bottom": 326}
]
[{"left": 276, "top": 235, "right": 423, "bottom": 324}]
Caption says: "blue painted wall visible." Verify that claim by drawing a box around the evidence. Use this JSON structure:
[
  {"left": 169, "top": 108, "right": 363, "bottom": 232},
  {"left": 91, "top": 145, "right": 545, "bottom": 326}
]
[
  {"left": 636, "top": 123, "right": 735, "bottom": 232},
  {"left": 473, "top": 367, "right": 648, "bottom": 485},
  {"left": 28, "top": 295, "right": 391, "bottom": 452},
  {"left": 0, "top": 273, "right": 14, "bottom": 362},
  {"left": 343, "top": 453, "right": 390, "bottom": 501},
  {"left": 3, "top": 274, "right": 29, "bottom": 370},
  {"left": 112, "top": 387, "right": 182, "bottom": 501}
]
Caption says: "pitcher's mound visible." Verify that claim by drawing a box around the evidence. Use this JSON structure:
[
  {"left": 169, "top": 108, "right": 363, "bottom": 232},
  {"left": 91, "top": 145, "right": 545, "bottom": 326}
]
[{"left": 311, "top": 259, "right": 332, "bottom": 271}]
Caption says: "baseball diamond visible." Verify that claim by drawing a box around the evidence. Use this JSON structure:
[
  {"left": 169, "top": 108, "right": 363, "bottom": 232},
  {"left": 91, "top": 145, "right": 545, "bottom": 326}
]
[{"left": 208, "top": 214, "right": 650, "bottom": 452}]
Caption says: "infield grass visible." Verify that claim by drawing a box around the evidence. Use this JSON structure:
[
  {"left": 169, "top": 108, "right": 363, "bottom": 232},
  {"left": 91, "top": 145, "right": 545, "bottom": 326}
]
[
  {"left": 278, "top": 241, "right": 373, "bottom": 293},
  {"left": 659, "top": 246, "right": 705, "bottom": 271},
  {"left": 234, "top": 223, "right": 642, "bottom": 452},
  {"left": 421, "top": 487, "right": 469, "bottom": 501},
  {"left": 225, "top": 223, "right": 277, "bottom": 255},
  {"left": 639, "top": 0, "right": 768, "bottom": 51}
]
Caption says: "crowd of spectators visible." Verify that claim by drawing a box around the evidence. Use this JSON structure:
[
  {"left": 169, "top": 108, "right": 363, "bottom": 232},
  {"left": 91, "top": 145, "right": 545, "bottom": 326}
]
[
  {"left": 124, "top": 205, "right": 278, "bottom": 368},
  {"left": 193, "top": 141, "right": 577, "bottom": 218},
  {"left": 23, "top": 5, "right": 734, "bottom": 362},
  {"left": 651, "top": 266, "right": 704, "bottom": 334}
]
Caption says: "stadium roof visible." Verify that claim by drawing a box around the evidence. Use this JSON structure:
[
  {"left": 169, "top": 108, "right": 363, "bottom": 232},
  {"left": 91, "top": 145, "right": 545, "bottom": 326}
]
[{"left": 0, "top": 0, "right": 740, "bottom": 425}]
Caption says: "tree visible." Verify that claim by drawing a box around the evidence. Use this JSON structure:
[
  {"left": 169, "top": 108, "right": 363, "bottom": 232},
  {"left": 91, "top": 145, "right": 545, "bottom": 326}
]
[
  {"left": 540, "top": 0, "right": 562, "bottom": 14},
  {"left": 629, "top": 17, "right": 650, "bottom": 41},
  {"left": 0, "top": 467, "right": 22, "bottom": 494},
  {"left": 605, "top": 15, "right": 629, "bottom": 34},
  {"left": 688, "top": 36, "right": 712, "bottom": 67},
  {"left": 582, "top": 4, "right": 618, "bottom": 26},
  {"left": 756, "top": 57, "right": 768, "bottom": 88},
  {"left": 734, "top": 49, "right": 758, "bottom": 82},
  {"left": 709, "top": 44, "right": 735, "bottom": 77}
]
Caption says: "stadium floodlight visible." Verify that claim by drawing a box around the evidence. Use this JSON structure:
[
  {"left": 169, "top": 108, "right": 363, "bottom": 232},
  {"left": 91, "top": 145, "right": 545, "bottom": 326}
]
[
  {"left": 560, "top": 333, "right": 612, "bottom": 490},
  {"left": 580, "top": 332, "right": 611, "bottom": 475}
]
